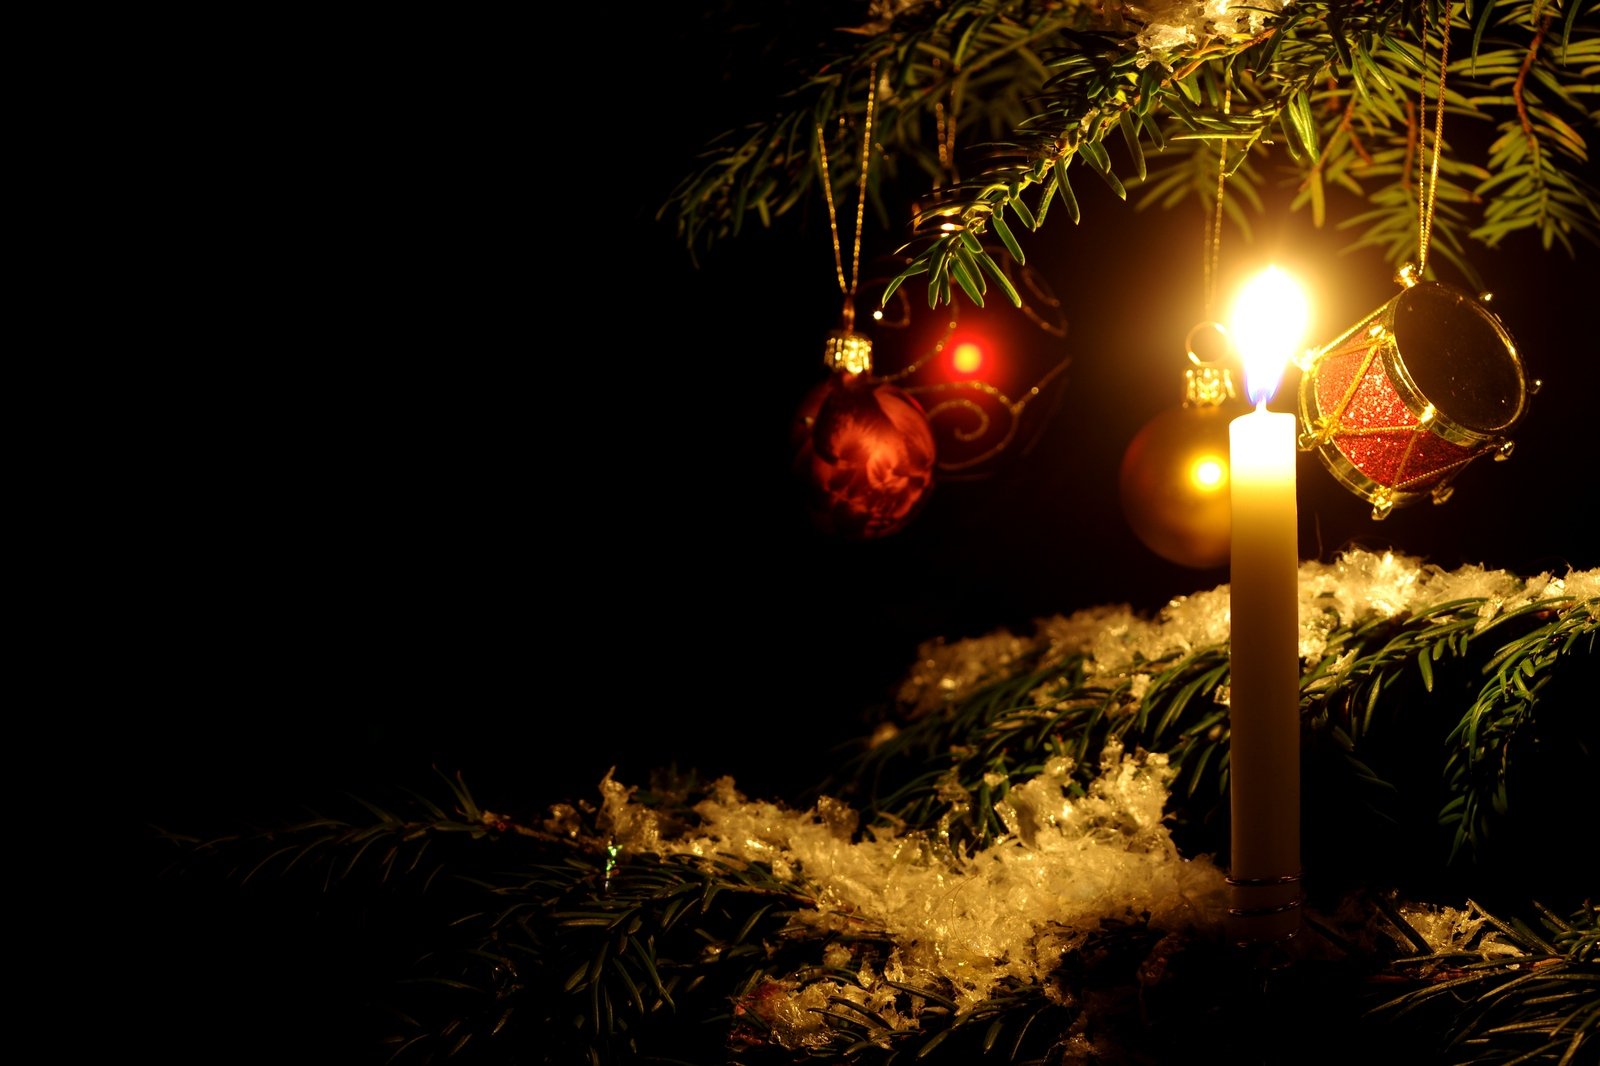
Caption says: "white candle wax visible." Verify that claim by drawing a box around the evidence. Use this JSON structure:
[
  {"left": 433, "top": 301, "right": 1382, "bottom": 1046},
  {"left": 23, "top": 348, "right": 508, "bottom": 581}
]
[{"left": 1227, "top": 404, "right": 1302, "bottom": 942}]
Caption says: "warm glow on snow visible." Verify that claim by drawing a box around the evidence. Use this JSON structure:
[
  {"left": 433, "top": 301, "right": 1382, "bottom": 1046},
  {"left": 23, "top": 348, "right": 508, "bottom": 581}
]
[{"left": 588, "top": 549, "right": 1598, "bottom": 1051}]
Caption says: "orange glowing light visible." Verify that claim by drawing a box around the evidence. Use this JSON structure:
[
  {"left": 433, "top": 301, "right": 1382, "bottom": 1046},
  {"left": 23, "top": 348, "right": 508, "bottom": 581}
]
[
  {"left": 1191, "top": 456, "right": 1227, "bottom": 491},
  {"left": 951, "top": 342, "right": 983, "bottom": 374}
]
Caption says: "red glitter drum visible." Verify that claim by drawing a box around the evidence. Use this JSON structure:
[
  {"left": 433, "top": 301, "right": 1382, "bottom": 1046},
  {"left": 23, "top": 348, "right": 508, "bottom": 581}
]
[{"left": 1296, "top": 267, "right": 1533, "bottom": 518}]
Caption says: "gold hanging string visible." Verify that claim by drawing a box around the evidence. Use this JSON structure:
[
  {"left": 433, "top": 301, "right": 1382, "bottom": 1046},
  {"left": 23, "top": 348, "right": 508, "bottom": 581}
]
[
  {"left": 1417, "top": 0, "right": 1454, "bottom": 276},
  {"left": 816, "top": 63, "right": 878, "bottom": 331},
  {"left": 1202, "top": 81, "right": 1233, "bottom": 326},
  {"left": 935, "top": 98, "right": 950, "bottom": 185},
  {"left": 932, "top": 58, "right": 954, "bottom": 189},
  {"left": 1187, "top": 74, "right": 1236, "bottom": 407}
]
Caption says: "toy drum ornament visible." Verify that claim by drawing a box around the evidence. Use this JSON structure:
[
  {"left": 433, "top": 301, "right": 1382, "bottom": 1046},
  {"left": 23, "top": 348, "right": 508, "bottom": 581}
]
[{"left": 1296, "top": 265, "right": 1534, "bottom": 519}]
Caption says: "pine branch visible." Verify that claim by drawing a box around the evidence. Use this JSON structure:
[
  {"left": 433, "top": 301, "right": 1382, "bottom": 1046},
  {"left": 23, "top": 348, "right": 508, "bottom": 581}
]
[
  {"left": 661, "top": 0, "right": 1600, "bottom": 304},
  {"left": 155, "top": 557, "right": 1599, "bottom": 1064},
  {"left": 1367, "top": 899, "right": 1600, "bottom": 1066},
  {"left": 1470, "top": 5, "right": 1600, "bottom": 253},
  {"left": 1439, "top": 596, "right": 1600, "bottom": 864},
  {"left": 827, "top": 574, "right": 1597, "bottom": 894},
  {"left": 659, "top": 1, "right": 1096, "bottom": 256}
]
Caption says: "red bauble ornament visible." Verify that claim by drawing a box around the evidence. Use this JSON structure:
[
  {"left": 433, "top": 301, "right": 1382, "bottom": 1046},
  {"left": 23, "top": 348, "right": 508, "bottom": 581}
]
[{"left": 791, "top": 371, "right": 937, "bottom": 539}]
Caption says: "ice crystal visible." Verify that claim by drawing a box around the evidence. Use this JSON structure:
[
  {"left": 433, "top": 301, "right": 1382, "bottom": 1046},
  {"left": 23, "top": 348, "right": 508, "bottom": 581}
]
[
  {"left": 592, "top": 549, "right": 1596, "bottom": 1048},
  {"left": 914, "top": 550, "right": 1596, "bottom": 688},
  {"left": 1399, "top": 900, "right": 1488, "bottom": 953},
  {"left": 1038, "top": 603, "right": 1137, "bottom": 666},
  {"left": 898, "top": 630, "right": 1032, "bottom": 719},
  {"left": 601, "top": 749, "right": 1227, "bottom": 1029},
  {"left": 1397, "top": 900, "right": 1528, "bottom": 959},
  {"left": 1127, "top": 0, "right": 1288, "bottom": 60}
]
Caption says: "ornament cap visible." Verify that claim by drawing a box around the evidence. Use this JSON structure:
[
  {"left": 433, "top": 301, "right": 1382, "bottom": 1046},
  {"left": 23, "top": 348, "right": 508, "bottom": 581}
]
[
  {"left": 1184, "top": 364, "right": 1236, "bottom": 407},
  {"left": 1181, "top": 321, "right": 1236, "bottom": 407},
  {"left": 824, "top": 329, "right": 874, "bottom": 375}
]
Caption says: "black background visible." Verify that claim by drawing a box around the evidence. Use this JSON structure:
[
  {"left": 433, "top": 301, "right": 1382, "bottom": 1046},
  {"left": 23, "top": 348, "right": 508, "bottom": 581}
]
[{"left": 103, "top": 9, "right": 1596, "bottom": 1062}]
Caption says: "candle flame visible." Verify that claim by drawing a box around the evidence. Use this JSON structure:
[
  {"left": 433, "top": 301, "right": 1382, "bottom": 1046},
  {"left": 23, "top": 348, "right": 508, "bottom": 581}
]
[{"left": 1230, "top": 266, "right": 1309, "bottom": 407}]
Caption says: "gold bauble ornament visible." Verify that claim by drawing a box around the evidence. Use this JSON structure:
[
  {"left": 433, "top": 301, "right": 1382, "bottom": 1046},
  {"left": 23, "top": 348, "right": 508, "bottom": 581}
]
[
  {"left": 1119, "top": 403, "right": 1236, "bottom": 569},
  {"left": 1119, "top": 329, "right": 1245, "bottom": 569}
]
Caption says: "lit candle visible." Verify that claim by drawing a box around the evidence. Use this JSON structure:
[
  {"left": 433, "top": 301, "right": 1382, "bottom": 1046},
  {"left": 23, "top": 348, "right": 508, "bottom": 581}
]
[{"left": 1226, "top": 266, "right": 1306, "bottom": 943}]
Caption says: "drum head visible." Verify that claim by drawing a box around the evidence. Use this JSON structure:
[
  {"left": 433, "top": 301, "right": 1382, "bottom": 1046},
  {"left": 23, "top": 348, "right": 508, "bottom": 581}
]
[{"left": 1393, "top": 283, "right": 1525, "bottom": 434}]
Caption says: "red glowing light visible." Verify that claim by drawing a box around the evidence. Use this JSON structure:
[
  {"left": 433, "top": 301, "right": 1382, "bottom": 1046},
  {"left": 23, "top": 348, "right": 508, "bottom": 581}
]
[{"left": 951, "top": 342, "right": 983, "bottom": 375}]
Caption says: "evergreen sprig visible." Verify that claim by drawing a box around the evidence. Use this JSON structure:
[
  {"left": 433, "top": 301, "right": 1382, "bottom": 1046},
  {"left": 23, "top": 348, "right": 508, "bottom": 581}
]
[
  {"left": 159, "top": 579, "right": 1597, "bottom": 1063},
  {"left": 1440, "top": 596, "right": 1600, "bottom": 862},
  {"left": 662, "top": 0, "right": 1101, "bottom": 256},
  {"left": 1368, "top": 899, "right": 1600, "bottom": 1065},
  {"left": 825, "top": 588, "right": 1597, "bottom": 890},
  {"left": 663, "top": 0, "right": 1600, "bottom": 303},
  {"left": 173, "top": 772, "right": 847, "bottom": 1064}
]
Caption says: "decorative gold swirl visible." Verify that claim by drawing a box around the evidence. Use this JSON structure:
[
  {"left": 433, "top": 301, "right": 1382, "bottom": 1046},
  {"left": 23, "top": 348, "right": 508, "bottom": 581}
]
[
  {"left": 840, "top": 236, "right": 1072, "bottom": 476},
  {"left": 906, "top": 357, "right": 1073, "bottom": 474}
]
